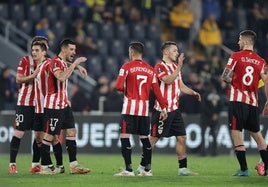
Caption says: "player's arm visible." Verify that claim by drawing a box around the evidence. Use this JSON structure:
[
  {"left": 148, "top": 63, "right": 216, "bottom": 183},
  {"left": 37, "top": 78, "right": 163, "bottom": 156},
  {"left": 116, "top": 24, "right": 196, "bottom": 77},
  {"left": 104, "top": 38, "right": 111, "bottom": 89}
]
[
  {"left": 180, "top": 79, "right": 201, "bottom": 102},
  {"left": 115, "top": 68, "right": 127, "bottom": 92},
  {"left": 221, "top": 67, "right": 233, "bottom": 84},
  {"left": 66, "top": 61, "right": 87, "bottom": 78},
  {"left": 151, "top": 78, "right": 168, "bottom": 120},
  {"left": 161, "top": 53, "right": 184, "bottom": 85},
  {"left": 54, "top": 57, "right": 87, "bottom": 82},
  {"left": 16, "top": 66, "right": 40, "bottom": 84}
]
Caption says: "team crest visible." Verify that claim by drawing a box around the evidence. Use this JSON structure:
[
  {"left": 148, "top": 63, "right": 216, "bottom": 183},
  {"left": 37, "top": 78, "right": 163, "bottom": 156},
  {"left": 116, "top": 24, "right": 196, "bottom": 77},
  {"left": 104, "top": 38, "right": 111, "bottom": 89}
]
[{"left": 119, "top": 69, "right": 124, "bottom": 76}]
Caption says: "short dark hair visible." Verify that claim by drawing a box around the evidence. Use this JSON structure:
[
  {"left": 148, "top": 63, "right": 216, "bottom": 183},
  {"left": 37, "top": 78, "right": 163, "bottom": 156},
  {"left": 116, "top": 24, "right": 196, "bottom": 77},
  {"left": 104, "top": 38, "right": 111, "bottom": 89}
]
[
  {"left": 31, "top": 36, "right": 48, "bottom": 46},
  {"left": 31, "top": 41, "right": 47, "bottom": 51},
  {"left": 161, "top": 41, "right": 177, "bottom": 52},
  {"left": 129, "top": 41, "right": 144, "bottom": 54},
  {"left": 239, "top": 30, "right": 257, "bottom": 44},
  {"left": 60, "top": 38, "right": 76, "bottom": 48}
]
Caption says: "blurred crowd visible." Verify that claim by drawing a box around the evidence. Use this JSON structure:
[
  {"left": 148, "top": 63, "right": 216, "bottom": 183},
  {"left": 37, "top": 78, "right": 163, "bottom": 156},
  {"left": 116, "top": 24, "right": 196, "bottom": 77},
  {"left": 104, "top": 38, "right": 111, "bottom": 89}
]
[{"left": 1, "top": 0, "right": 268, "bottom": 114}]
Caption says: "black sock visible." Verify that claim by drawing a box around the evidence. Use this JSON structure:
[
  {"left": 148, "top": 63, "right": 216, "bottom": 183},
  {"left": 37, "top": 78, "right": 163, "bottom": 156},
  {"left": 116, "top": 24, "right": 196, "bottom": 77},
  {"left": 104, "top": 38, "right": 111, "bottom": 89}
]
[
  {"left": 141, "top": 138, "right": 152, "bottom": 171},
  {"left": 121, "top": 138, "right": 132, "bottom": 172},
  {"left": 259, "top": 146, "right": 268, "bottom": 171},
  {"left": 140, "top": 153, "right": 145, "bottom": 167},
  {"left": 179, "top": 158, "right": 187, "bottom": 168},
  {"left": 66, "top": 139, "right": 77, "bottom": 163},
  {"left": 40, "top": 142, "right": 53, "bottom": 165},
  {"left": 53, "top": 142, "right": 63, "bottom": 166},
  {"left": 235, "top": 150, "right": 247, "bottom": 171},
  {"left": 32, "top": 139, "right": 41, "bottom": 163},
  {"left": 10, "top": 136, "right": 21, "bottom": 163}
]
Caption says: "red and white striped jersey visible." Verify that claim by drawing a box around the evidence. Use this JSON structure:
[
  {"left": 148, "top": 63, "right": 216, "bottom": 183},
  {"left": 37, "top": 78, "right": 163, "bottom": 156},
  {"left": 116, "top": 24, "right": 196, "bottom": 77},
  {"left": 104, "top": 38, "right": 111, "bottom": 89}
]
[
  {"left": 16, "top": 55, "right": 36, "bottom": 106},
  {"left": 115, "top": 59, "right": 167, "bottom": 116},
  {"left": 34, "top": 59, "right": 50, "bottom": 113},
  {"left": 154, "top": 60, "right": 181, "bottom": 112},
  {"left": 43, "top": 56, "right": 69, "bottom": 109},
  {"left": 225, "top": 50, "right": 267, "bottom": 106}
]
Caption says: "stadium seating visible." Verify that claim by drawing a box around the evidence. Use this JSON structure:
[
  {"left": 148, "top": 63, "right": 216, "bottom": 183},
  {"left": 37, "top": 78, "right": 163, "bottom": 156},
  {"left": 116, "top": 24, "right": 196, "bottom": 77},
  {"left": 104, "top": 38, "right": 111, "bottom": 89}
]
[
  {"left": 0, "top": 3, "right": 9, "bottom": 19},
  {"left": 109, "top": 39, "right": 125, "bottom": 57},
  {"left": 96, "top": 39, "right": 109, "bottom": 56},
  {"left": 43, "top": 5, "right": 58, "bottom": 24},
  {"left": 146, "top": 24, "right": 160, "bottom": 41},
  {"left": 85, "top": 22, "right": 99, "bottom": 39},
  {"left": 86, "top": 55, "right": 103, "bottom": 79},
  {"left": 51, "top": 21, "right": 67, "bottom": 39},
  {"left": 99, "top": 23, "right": 114, "bottom": 41},
  {"left": 10, "top": 4, "right": 25, "bottom": 22},
  {"left": 130, "top": 23, "right": 146, "bottom": 41},
  {"left": 114, "top": 23, "right": 130, "bottom": 41},
  {"left": 103, "top": 56, "right": 119, "bottom": 79},
  {"left": 26, "top": 4, "right": 42, "bottom": 23},
  {"left": 58, "top": 5, "right": 73, "bottom": 21},
  {"left": 17, "top": 20, "right": 33, "bottom": 35}
]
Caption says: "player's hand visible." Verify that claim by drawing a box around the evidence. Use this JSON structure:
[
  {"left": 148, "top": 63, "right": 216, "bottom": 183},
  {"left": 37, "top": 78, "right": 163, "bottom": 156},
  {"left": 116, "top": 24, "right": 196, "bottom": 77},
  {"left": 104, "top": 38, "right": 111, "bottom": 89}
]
[
  {"left": 77, "top": 65, "right": 88, "bottom": 78},
  {"left": 74, "top": 57, "right": 87, "bottom": 66},
  {"left": 31, "top": 66, "right": 40, "bottom": 78},
  {"left": 159, "top": 108, "right": 168, "bottom": 121},
  {"left": 177, "top": 53, "right": 185, "bottom": 68},
  {"left": 193, "top": 91, "right": 201, "bottom": 102},
  {"left": 262, "top": 101, "right": 268, "bottom": 116}
]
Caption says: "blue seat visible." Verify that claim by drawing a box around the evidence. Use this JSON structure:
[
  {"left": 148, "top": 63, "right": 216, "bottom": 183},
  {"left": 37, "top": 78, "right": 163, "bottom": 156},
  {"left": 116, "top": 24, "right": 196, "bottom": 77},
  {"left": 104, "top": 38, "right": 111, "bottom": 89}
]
[
  {"left": 130, "top": 23, "right": 146, "bottom": 41},
  {"left": 43, "top": 5, "right": 58, "bottom": 24},
  {"left": 104, "top": 56, "right": 119, "bottom": 79},
  {"left": 114, "top": 23, "right": 130, "bottom": 41},
  {"left": 51, "top": 21, "right": 66, "bottom": 38},
  {"left": 146, "top": 24, "right": 160, "bottom": 40},
  {"left": 0, "top": 3, "right": 9, "bottom": 19},
  {"left": 73, "top": 6, "right": 88, "bottom": 20},
  {"left": 86, "top": 55, "right": 103, "bottom": 79},
  {"left": 99, "top": 23, "right": 114, "bottom": 41},
  {"left": 26, "top": 4, "right": 42, "bottom": 23},
  {"left": 17, "top": 20, "right": 33, "bottom": 35},
  {"left": 96, "top": 39, "right": 109, "bottom": 56},
  {"left": 109, "top": 39, "right": 125, "bottom": 57},
  {"left": 10, "top": 4, "right": 25, "bottom": 22},
  {"left": 144, "top": 40, "right": 157, "bottom": 58},
  {"left": 58, "top": 5, "right": 73, "bottom": 21},
  {"left": 85, "top": 22, "right": 99, "bottom": 38}
]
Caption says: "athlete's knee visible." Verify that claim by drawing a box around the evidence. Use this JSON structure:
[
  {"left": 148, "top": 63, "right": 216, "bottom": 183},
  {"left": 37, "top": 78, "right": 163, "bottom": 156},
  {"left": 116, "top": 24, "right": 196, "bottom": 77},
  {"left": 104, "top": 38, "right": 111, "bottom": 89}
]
[
  {"left": 177, "top": 135, "right": 186, "bottom": 143},
  {"left": 66, "top": 128, "right": 76, "bottom": 137},
  {"left": 43, "top": 133, "right": 54, "bottom": 142},
  {"left": 13, "top": 129, "right": 25, "bottom": 139}
]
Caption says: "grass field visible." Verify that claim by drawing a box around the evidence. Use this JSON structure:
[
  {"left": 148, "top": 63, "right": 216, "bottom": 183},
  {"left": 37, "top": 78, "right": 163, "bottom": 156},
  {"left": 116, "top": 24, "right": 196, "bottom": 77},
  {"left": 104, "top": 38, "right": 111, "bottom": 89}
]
[{"left": 1, "top": 154, "right": 268, "bottom": 187}]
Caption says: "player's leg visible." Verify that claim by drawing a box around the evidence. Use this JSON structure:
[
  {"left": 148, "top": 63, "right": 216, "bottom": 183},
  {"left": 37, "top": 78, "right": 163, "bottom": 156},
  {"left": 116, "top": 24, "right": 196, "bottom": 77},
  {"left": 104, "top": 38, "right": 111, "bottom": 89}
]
[
  {"left": 231, "top": 130, "right": 249, "bottom": 176},
  {"left": 114, "top": 115, "right": 135, "bottom": 176},
  {"left": 139, "top": 136, "right": 153, "bottom": 176},
  {"left": 229, "top": 102, "right": 249, "bottom": 176},
  {"left": 138, "top": 109, "right": 161, "bottom": 173},
  {"left": 40, "top": 133, "right": 55, "bottom": 174},
  {"left": 9, "top": 129, "right": 25, "bottom": 173},
  {"left": 64, "top": 107, "right": 90, "bottom": 174},
  {"left": 52, "top": 135, "right": 64, "bottom": 173},
  {"left": 29, "top": 130, "right": 43, "bottom": 173},
  {"left": 250, "top": 131, "right": 268, "bottom": 176},
  {"left": 30, "top": 113, "right": 44, "bottom": 173},
  {"left": 114, "top": 133, "right": 134, "bottom": 176},
  {"left": 10, "top": 106, "right": 34, "bottom": 174}
]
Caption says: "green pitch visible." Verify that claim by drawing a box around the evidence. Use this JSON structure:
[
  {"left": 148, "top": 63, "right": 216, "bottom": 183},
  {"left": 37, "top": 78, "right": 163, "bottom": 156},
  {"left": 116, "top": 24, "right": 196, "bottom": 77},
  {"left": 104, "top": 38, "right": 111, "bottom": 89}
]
[{"left": 1, "top": 154, "right": 268, "bottom": 187}]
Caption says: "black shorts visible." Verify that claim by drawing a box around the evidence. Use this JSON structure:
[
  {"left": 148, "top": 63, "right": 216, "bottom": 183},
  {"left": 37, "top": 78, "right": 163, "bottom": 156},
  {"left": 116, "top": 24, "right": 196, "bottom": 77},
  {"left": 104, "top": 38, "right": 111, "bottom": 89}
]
[
  {"left": 14, "top": 106, "right": 35, "bottom": 131},
  {"left": 33, "top": 113, "right": 45, "bottom": 131},
  {"left": 151, "top": 108, "right": 186, "bottom": 138},
  {"left": 44, "top": 106, "right": 75, "bottom": 135},
  {"left": 228, "top": 101, "right": 260, "bottom": 132},
  {"left": 120, "top": 114, "right": 150, "bottom": 136}
]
